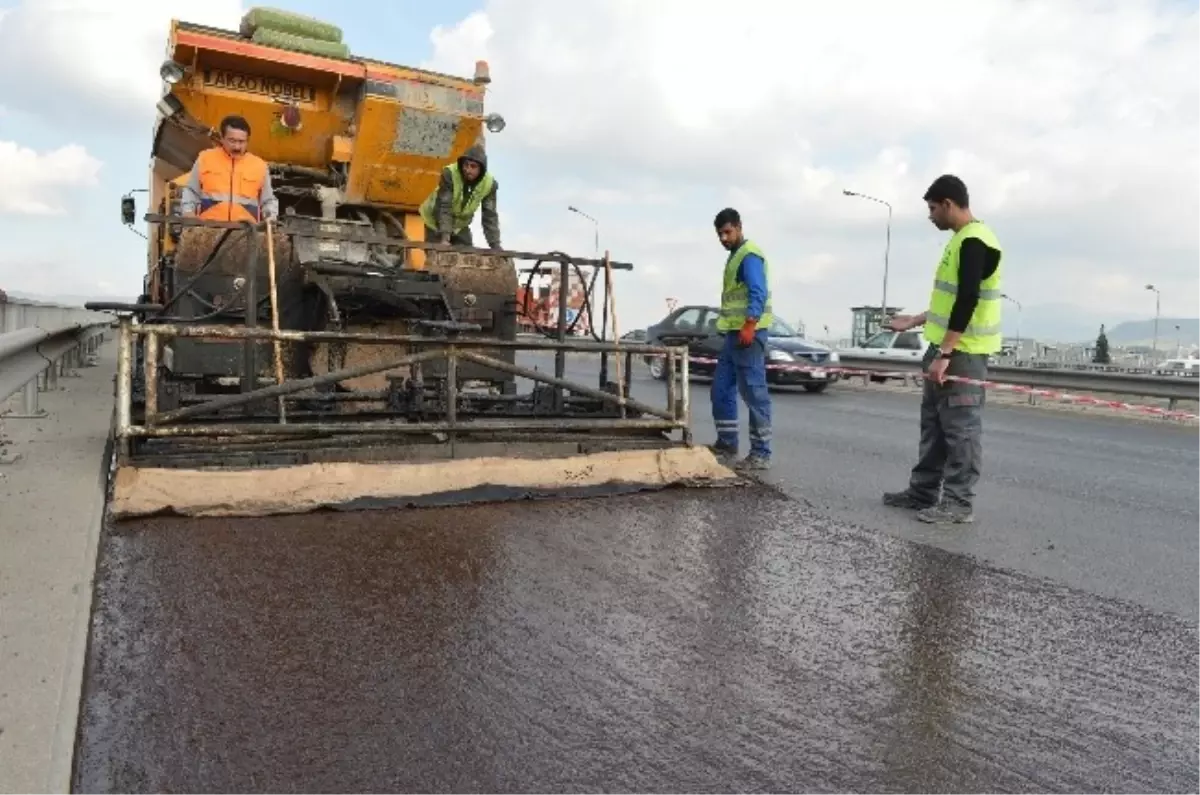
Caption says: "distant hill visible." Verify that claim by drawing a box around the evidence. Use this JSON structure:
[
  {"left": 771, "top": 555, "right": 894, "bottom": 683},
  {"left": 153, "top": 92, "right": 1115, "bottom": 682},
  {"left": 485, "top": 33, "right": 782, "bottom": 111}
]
[
  {"left": 1103, "top": 318, "right": 1199, "bottom": 346},
  {"left": 2, "top": 290, "right": 135, "bottom": 307},
  {"left": 997, "top": 303, "right": 1200, "bottom": 346},
  {"left": 1004, "top": 303, "right": 1130, "bottom": 344}
]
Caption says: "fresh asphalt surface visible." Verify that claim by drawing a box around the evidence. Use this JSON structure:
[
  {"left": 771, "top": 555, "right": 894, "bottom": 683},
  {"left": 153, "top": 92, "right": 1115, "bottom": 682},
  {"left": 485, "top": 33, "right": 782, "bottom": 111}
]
[
  {"left": 541, "top": 352, "right": 1200, "bottom": 622},
  {"left": 71, "top": 350, "right": 1199, "bottom": 792}
]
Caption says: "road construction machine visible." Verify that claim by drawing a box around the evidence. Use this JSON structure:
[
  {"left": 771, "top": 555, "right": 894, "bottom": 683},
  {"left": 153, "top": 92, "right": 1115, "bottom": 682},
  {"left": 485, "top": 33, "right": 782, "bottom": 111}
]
[{"left": 89, "top": 7, "right": 736, "bottom": 519}]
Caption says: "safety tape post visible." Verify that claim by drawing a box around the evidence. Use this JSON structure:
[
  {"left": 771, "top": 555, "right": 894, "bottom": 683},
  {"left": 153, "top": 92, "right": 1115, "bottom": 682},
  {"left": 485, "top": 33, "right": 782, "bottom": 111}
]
[{"left": 642, "top": 352, "right": 1200, "bottom": 422}]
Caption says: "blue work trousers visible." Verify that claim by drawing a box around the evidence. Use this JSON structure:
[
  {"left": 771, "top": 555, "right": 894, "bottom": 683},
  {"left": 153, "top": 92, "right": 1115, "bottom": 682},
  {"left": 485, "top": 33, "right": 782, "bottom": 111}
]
[{"left": 711, "top": 330, "right": 772, "bottom": 458}]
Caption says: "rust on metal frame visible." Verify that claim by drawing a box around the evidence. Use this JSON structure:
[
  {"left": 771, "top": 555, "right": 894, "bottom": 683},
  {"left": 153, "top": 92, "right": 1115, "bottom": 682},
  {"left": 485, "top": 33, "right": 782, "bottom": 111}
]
[
  {"left": 128, "top": 321, "right": 679, "bottom": 355},
  {"left": 126, "top": 417, "right": 682, "bottom": 439},
  {"left": 141, "top": 213, "right": 635, "bottom": 270},
  {"left": 151, "top": 348, "right": 445, "bottom": 425},
  {"left": 114, "top": 319, "right": 690, "bottom": 442},
  {"left": 117, "top": 214, "right": 686, "bottom": 445}
]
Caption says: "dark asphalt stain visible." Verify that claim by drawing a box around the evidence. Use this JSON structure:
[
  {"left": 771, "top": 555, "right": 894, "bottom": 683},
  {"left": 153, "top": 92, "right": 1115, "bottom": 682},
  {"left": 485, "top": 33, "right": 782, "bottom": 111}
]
[{"left": 72, "top": 487, "right": 1198, "bottom": 794}]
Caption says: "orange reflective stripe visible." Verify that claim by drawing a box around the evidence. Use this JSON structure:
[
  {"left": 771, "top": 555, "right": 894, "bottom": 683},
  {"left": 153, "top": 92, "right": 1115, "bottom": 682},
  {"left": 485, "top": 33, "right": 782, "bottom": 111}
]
[{"left": 195, "top": 147, "right": 267, "bottom": 223}]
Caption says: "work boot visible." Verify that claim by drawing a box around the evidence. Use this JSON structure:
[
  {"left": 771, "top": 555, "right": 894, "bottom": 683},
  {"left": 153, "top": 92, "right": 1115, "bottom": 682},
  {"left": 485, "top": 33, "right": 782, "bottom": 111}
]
[
  {"left": 915, "top": 502, "right": 974, "bottom": 525},
  {"left": 706, "top": 442, "right": 737, "bottom": 463},
  {"left": 882, "top": 490, "right": 937, "bottom": 510},
  {"left": 734, "top": 453, "right": 770, "bottom": 472}
]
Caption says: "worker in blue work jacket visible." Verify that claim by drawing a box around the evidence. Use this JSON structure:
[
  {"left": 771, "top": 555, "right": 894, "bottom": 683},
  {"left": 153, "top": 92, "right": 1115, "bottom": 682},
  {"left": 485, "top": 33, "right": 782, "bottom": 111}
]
[{"left": 709, "top": 207, "right": 773, "bottom": 471}]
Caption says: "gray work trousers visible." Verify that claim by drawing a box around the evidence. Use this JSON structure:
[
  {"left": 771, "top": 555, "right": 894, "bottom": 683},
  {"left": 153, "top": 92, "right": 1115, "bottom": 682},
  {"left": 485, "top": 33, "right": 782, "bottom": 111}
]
[
  {"left": 424, "top": 224, "right": 473, "bottom": 247},
  {"left": 908, "top": 344, "right": 989, "bottom": 508}
]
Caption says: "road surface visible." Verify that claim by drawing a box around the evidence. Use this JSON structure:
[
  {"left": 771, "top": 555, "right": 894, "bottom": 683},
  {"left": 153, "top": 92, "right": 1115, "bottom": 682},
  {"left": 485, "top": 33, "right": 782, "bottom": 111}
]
[
  {"left": 74, "top": 488, "right": 1197, "bottom": 793},
  {"left": 65, "top": 348, "right": 1199, "bottom": 792},
  {"left": 544, "top": 352, "right": 1200, "bottom": 621}
]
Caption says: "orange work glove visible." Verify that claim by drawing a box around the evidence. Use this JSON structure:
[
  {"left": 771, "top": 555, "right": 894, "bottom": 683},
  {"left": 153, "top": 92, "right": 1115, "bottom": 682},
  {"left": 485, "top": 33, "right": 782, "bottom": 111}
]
[{"left": 737, "top": 318, "right": 757, "bottom": 347}]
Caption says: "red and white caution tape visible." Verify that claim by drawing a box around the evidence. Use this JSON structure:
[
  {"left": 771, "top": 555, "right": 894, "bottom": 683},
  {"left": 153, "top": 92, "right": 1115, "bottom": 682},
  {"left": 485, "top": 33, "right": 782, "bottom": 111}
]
[{"left": 644, "top": 352, "right": 1199, "bottom": 422}]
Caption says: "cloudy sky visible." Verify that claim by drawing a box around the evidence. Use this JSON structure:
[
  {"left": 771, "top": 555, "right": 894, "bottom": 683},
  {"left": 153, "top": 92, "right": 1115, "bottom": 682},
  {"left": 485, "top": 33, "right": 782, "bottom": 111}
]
[{"left": 0, "top": 0, "right": 1195, "bottom": 339}]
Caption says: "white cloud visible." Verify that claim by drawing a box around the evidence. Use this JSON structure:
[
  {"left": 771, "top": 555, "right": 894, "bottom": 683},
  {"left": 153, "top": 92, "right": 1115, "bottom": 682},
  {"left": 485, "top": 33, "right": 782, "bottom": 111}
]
[
  {"left": 425, "top": 0, "right": 1199, "bottom": 337},
  {"left": 0, "top": 0, "right": 244, "bottom": 129},
  {"left": 0, "top": 140, "right": 103, "bottom": 215}
]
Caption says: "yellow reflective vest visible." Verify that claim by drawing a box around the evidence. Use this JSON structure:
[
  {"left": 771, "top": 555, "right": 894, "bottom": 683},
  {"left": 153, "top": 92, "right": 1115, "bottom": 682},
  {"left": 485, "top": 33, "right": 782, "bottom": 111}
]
[
  {"left": 716, "top": 239, "right": 774, "bottom": 332},
  {"left": 418, "top": 163, "right": 495, "bottom": 233},
  {"left": 924, "top": 221, "right": 1004, "bottom": 355}
]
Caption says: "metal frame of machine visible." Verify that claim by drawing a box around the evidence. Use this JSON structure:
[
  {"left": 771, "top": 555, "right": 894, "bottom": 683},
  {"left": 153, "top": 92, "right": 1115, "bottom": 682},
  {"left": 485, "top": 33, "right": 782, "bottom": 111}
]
[{"left": 90, "top": 214, "right": 694, "bottom": 473}]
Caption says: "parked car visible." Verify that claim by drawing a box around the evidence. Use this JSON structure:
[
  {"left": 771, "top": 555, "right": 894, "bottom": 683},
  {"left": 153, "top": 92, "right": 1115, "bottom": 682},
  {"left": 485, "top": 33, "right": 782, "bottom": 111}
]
[{"left": 643, "top": 304, "right": 841, "bottom": 393}]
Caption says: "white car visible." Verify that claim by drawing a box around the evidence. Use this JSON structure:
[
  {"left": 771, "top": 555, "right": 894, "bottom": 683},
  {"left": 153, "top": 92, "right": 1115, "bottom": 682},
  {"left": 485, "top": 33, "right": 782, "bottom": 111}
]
[
  {"left": 840, "top": 329, "right": 928, "bottom": 382},
  {"left": 851, "top": 329, "right": 927, "bottom": 360},
  {"left": 1157, "top": 358, "right": 1200, "bottom": 375}
]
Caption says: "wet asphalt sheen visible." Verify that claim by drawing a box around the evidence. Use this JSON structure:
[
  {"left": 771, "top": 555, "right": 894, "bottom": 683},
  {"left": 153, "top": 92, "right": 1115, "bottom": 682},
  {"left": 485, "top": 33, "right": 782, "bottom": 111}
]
[{"left": 73, "top": 486, "right": 1198, "bottom": 793}]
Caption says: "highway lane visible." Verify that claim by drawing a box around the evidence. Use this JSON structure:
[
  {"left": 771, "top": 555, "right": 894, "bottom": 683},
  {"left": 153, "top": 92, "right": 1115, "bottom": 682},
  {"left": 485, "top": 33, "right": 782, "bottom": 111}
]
[
  {"left": 524, "top": 352, "right": 1200, "bottom": 621},
  {"left": 69, "top": 350, "right": 1199, "bottom": 793},
  {"left": 74, "top": 488, "right": 1197, "bottom": 793}
]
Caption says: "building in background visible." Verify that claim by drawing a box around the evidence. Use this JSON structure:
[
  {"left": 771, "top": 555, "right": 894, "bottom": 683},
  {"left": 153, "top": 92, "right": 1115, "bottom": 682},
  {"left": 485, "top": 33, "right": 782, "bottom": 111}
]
[{"left": 849, "top": 305, "right": 902, "bottom": 346}]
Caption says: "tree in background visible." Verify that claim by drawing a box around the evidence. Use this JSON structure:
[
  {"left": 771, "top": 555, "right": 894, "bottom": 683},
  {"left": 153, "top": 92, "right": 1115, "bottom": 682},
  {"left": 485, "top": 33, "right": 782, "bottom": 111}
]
[{"left": 1093, "top": 325, "right": 1111, "bottom": 364}]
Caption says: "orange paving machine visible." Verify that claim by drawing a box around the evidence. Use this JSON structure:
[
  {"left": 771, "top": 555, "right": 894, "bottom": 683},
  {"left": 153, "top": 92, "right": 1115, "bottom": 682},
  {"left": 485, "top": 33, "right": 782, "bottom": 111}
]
[{"left": 89, "top": 7, "right": 737, "bottom": 519}]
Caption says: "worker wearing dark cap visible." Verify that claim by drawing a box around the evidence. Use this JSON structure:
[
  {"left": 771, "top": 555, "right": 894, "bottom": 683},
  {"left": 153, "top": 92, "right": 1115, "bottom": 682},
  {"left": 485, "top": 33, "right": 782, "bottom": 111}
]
[
  {"left": 882, "top": 174, "right": 1003, "bottom": 524},
  {"left": 418, "top": 143, "right": 502, "bottom": 249}
]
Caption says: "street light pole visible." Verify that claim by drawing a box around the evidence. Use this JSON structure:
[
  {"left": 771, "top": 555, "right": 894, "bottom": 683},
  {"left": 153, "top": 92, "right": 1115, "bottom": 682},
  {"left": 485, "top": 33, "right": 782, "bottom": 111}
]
[
  {"left": 567, "top": 205, "right": 599, "bottom": 257},
  {"left": 1002, "top": 293, "right": 1022, "bottom": 357},
  {"left": 1145, "top": 284, "right": 1161, "bottom": 366},
  {"left": 568, "top": 205, "right": 601, "bottom": 339},
  {"left": 842, "top": 189, "right": 892, "bottom": 328}
]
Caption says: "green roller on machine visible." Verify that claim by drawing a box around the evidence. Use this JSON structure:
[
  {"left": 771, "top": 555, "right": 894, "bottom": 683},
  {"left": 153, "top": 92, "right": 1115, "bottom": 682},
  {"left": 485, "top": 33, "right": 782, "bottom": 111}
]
[
  {"left": 239, "top": 7, "right": 344, "bottom": 42},
  {"left": 250, "top": 27, "right": 351, "bottom": 59}
]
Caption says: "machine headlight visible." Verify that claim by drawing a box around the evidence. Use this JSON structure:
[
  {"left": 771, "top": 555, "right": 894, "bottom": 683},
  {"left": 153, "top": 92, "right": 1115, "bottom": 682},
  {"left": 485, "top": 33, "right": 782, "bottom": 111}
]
[
  {"left": 160, "top": 60, "right": 186, "bottom": 84},
  {"left": 767, "top": 349, "right": 793, "bottom": 362},
  {"left": 484, "top": 113, "right": 506, "bottom": 133},
  {"left": 828, "top": 351, "right": 840, "bottom": 363}
]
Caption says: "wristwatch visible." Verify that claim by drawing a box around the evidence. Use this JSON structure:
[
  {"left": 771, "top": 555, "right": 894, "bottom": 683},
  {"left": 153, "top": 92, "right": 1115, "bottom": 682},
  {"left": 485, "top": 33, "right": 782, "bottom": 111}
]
[{"left": 937, "top": 350, "right": 953, "bottom": 360}]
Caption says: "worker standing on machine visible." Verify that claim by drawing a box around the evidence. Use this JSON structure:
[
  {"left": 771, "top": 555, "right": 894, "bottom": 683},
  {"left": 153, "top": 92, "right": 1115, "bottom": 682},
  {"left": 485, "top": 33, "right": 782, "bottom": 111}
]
[
  {"left": 709, "top": 207, "right": 773, "bottom": 471},
  {"left": 179, "top": 114, "right": 278, "bottom": 222},
  {"left": 418, "top": 143, "right": 502, "bottom": 249}
]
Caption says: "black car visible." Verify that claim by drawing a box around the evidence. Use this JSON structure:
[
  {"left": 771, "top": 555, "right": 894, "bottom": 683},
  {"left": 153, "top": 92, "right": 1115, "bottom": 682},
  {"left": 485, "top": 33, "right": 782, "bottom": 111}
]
[{"left": 642, "top": 305, "right": 842, "bottom": 393}]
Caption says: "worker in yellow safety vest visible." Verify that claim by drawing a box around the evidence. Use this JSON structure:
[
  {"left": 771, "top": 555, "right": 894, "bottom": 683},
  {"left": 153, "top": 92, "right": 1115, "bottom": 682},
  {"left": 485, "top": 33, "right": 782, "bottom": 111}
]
[
  {"left": 418, "top": 144, "right": 502, "bottom": 249},
  {"left": 180, "top": 115, "right": 278, "bottom": 223},
  {"left": 709, "top": 207, "right": 773, "bottom": 471},
  {"left": 882, "top": 174, "right": 1003, "bottom": 525}
]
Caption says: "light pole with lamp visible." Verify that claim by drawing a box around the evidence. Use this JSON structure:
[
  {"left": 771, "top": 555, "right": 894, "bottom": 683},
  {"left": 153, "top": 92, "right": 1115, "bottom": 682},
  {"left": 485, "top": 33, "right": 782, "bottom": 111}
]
[
  {"left": 842, "top": 189, "right": 892, "bottom": 333},
  {"left": 1002, "top": 293, "right": 1022, "bottom": 358},
  {"left": 567, "top": 205, "right": 599, "bottom": 257},
  {"left": 1145, "top": 283, "right": 1161, "bottom": 366},
  {"left": 567, "top": 205, "right": 601, "bottom": 340}
]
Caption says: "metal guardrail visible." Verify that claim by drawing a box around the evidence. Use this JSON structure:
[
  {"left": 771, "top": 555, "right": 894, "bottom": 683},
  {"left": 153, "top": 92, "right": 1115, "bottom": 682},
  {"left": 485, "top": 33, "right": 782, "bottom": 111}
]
[
  {"left": 1, "top": 298, "right": 114, "bottom": 464},
  {"left": 1, "top": 297, "right": 114, "bottom": 334},
  {"left": 815, "top": 338, "right": 1199, "bottom": 378},
  {"left": 835, "top": 353, "right": 1200, "bottom": 402},
  {"left": 1001, "top": 360, "right": 1200, "bottom": 378}
]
